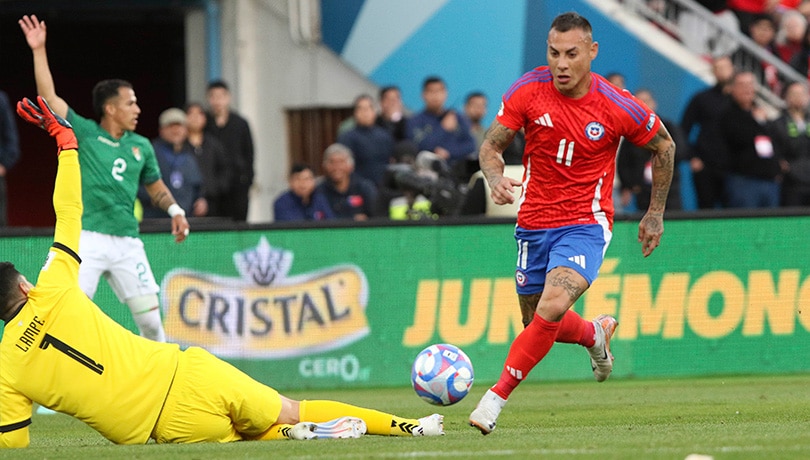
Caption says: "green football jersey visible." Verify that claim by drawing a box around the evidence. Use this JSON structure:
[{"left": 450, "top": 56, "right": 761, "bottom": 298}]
[{"left": 67, "top": 109, "right": 161, "bottom": 237}]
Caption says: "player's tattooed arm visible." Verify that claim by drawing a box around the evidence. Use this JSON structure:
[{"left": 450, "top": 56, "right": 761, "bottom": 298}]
[
  {"left": 144, "top": 178, "right": 190, "bottom": 243},
  {"left": 479, "top": 120, "right": 517, "bottom": 184},
  {"left": 636, "top": 122, "right": 675, "bottom": 257},
  {"left": 144, "top": 179, "right": 179, "bottom": 212},
  {"left": 642, "top": 123, "right": 675, "bottom": 215}
]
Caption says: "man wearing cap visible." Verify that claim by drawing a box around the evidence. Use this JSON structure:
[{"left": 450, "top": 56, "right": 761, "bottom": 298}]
[
  {"left": 19, "top": 14, "right": 190, "bottom": 343},
  {"left": 140, "top": 109, "right": 205, "bottom": 219}
]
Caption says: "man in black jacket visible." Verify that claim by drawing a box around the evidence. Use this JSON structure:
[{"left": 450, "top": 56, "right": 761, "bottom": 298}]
[
  {"left": 718, "top": 71, "right": 786, "bottom": 208},
  {"left": 205, "top": 80, "right": 255, "bottom": 222},
  {"left": 681, "top": 55, "right": 735, "bottom": 209}
]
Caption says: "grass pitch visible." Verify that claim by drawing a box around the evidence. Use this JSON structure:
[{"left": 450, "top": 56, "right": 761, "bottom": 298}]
[{"left": 6, "top": 374, "right": 810, "bottom": 459}]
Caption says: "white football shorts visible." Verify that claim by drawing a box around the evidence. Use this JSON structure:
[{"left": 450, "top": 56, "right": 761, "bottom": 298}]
[{"left": 78, "top": 230, "right": 160, "bottom": 302}]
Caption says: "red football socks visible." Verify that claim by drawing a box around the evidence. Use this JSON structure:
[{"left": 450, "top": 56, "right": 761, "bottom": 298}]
[
  {"left": 492, "top": 313, "right": 559, "bottom": 399},
  {"left": 555, "top": 310, "right": 596, "bottom": 347}
]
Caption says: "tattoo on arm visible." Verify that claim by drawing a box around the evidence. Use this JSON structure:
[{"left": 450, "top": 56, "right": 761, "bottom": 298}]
[
  {"left": 148, "top": 186, "right": 177, "bottom": 212},
  {"left": 480, "top": 121, "right": 517, "bottom": 183},
  {"left": 486, "top": 122, "right": 516, "bottom": 151},
  {"left": 643, "top": 124, "right": 675, "bottom": 213}
]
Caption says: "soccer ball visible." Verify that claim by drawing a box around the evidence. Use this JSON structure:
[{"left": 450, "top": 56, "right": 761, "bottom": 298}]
[{"left": 411, "top": 343, "right": 474, "bottom": 406}]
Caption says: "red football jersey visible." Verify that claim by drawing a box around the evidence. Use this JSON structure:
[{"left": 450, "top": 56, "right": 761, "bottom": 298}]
[{"left": 497, "top": 67, "right": 661, "bottom": 230}]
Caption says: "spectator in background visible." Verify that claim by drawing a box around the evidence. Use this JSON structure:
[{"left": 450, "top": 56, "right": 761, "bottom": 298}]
[
  {"left": 141, "top": 108, "right": 205, "bottom": 219},
  {"left": 316, "top": 143, "right": 377, "bottom": 220},
  {"left": 463, "top": 91, "right": 488, "bottom": 148},
  {"left": 186, "top": 102, "right": 232, "bottom": 219},
  {"left": 406, "top": 76, "right": 476, "bottom": 169},
  {"left": 735, "top": 14, "right": 781, "bottom": 94},
  {"left": 618, "top": 88, "right": 688, "bottom": 211},
  {"left": 718, "top": 71, "right": 786, "bottom": 208},
  {"left": 376, "top": 86, "right": 409, "bottom": 142},
  {"left": 681, "top": 55, "right": 735, "bottom": 208},
  {"left": 206, "top": 80, "right": 255, "bottom": 222},
  {"left": 337, "top": 94, "right": 395, "bottom": 187},
  {"left": 771, "top": 81, "right": 810, "bottom": 205},
  {"left": 273, "top": 163, "right": 334, "bottom": 221},
  {"left": 788, "top": 23, "right": 810, "bottom": 78},
  {"left": 728, "top": 0, "right": 779, "bottom": 37},
  {"left": 775, "top": 9, "right": 807, "bottom": 64},
  {"left": 0, "top": 90, "right": 20, "bottom": 227}
]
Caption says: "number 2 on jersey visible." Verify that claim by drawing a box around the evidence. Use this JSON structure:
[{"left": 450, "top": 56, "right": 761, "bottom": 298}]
[
  {"left": 112, "top": 158, "right": 127, "bottom": 181},
  {"left": 557, "top": 139, "right": 574, "bottom": 166}
]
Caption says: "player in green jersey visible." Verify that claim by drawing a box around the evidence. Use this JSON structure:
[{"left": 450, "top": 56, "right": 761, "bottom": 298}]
[{"left": 19, "top": 14, "right": 186, "bottom": 342}]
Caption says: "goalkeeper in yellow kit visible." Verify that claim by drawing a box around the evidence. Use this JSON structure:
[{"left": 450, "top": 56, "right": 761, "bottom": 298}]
[{"left": 0, "top": 97, "right": 443, "bottom": 448}]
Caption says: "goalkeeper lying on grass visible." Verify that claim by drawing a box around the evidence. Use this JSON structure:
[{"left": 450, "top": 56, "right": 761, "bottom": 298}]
[{"left": 0, "top": 96, "right": 443, "bottom": 448}]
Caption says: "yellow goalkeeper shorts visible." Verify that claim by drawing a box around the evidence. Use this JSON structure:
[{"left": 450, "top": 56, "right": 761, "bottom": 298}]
[{"left": 151, "top": 346, "right": 283, "bottom": 443}]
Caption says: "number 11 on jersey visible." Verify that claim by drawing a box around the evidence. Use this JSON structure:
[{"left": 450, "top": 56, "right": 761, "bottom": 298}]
[{"left": 557, "top": 139, "right": 574, "bottom": 166}]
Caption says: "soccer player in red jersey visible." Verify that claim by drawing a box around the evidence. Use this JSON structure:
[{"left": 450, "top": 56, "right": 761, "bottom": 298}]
[{"left": 469, "top": 12, "right": 675, "bottom": 435}]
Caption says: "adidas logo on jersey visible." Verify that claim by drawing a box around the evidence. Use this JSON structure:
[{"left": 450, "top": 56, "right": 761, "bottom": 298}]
[
  {"left": 567, "top": 255, "right": 586, "bottom": 269},
  {"left": 534, "top": 113, "right": 553, "bottom": 127}
]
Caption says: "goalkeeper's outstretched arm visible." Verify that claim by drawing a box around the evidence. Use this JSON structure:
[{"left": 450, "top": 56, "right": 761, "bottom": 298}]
[{"left": 17, "top": 96, "right": 81, "bottom": 265}]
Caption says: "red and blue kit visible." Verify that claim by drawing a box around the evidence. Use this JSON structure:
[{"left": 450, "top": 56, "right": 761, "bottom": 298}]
[{"left": 497, "top": 67, "right": 661, "bottom": 230}]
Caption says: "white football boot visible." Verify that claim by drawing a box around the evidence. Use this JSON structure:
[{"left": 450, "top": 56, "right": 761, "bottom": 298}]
[
  {"left": 289, "top": 416, "right": 367, "bottom": 440},
  {"left": 413, "top": 413, "right": 445, "bottom": 436},
  {"left": 469, "top": 389, "right": 507, "bottom": 435},
  {"left": 587, "top": 314, "right": 618, "bottom": 382}
]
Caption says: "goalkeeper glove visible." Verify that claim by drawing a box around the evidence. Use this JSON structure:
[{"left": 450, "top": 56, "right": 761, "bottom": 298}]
[{"left": 16, "top": 96, "right": 78, "bottom": 153}]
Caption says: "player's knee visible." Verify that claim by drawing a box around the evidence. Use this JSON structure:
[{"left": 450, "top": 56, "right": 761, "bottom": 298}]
[
  {"left": 126, "top": 294, "right": 165, "bottom": 342},
  {"left": 536, "top": 302, "right": 569, "bottom": 321},
  {"left": 126, "top": 293, "right": 159, "bottom": 314},
  {"left": 536, "top": 290, "right": 574, "bottom": 321}
]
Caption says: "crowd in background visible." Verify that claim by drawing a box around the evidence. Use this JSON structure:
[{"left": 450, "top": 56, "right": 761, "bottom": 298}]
[
  {"left": 133, "top": 80, "right": 255, "bottom": 223},
  {"left": 141, "top": 0, "right": 810, "bottom": 223},
  {"left": 276, "top": 59, "right": 810, "bottom": 222},
  {"left": 656, "top": 0, "right": 810, "bottom": 209},
  {"left": 5, "top": 1, "right": 810, "bottom": 226},
  {"left": 274, "top": 77, "right": 486, "bottom": 223}
]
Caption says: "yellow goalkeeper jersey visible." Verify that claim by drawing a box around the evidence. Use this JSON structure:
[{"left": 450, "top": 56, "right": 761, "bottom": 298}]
[{"left": 0, "top": 150, "right": 180, "bottom": 447}]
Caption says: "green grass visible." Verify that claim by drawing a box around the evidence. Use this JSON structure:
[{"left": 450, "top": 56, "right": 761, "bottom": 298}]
[{"left": 8, "top": 374, "right": 810, "bottom": 459}]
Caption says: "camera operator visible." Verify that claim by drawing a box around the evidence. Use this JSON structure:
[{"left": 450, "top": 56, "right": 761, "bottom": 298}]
[{"left": 384, "top": 151, "right": 466, "bottom": 220}]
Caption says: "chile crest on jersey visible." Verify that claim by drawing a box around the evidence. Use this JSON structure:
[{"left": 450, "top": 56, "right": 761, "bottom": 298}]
[{"left": 584, "top": 121, "right": 605, "bottom": 141}]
